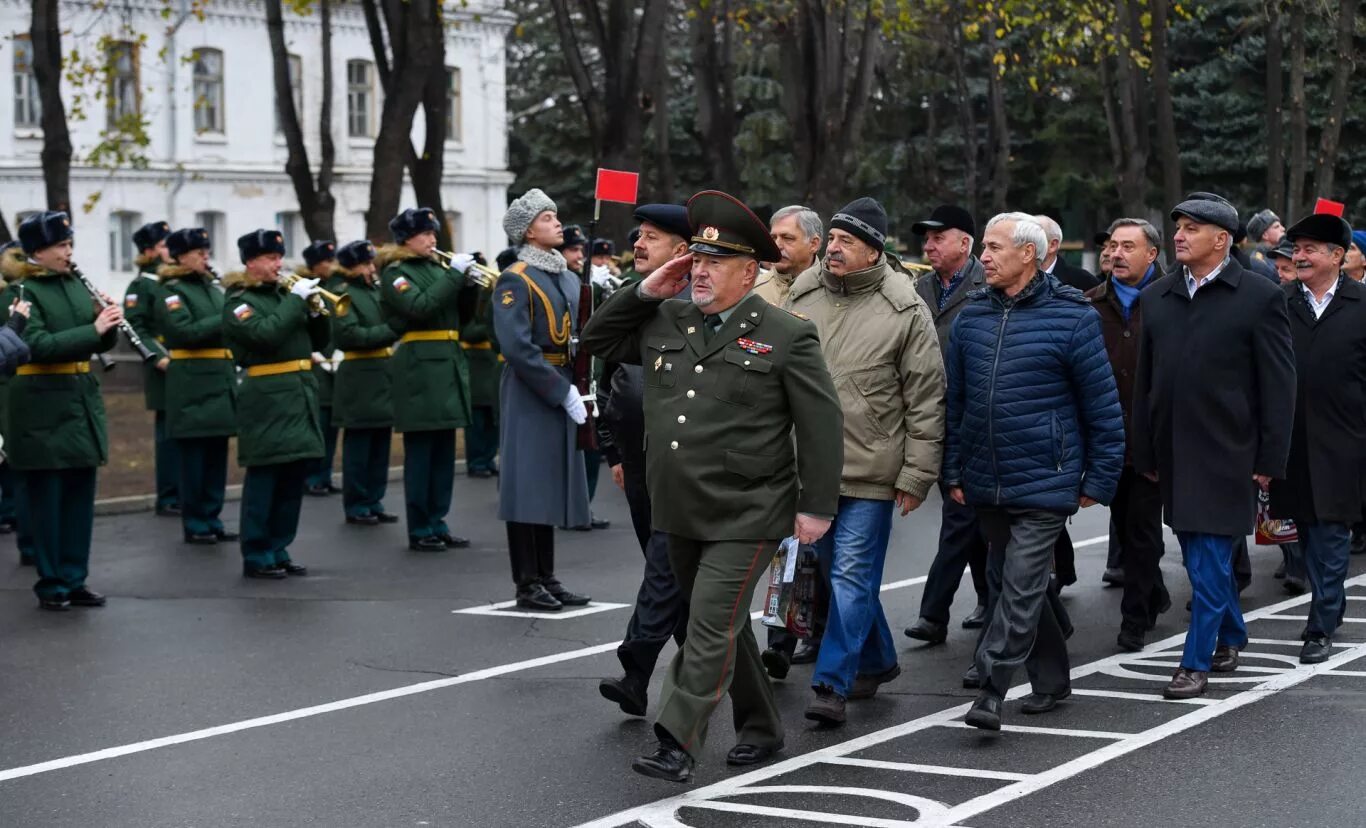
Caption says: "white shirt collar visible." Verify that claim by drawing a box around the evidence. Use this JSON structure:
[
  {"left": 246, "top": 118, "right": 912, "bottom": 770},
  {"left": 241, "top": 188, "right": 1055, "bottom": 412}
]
[
  {"left": 1301, "top": 280, "right": 1337, "bottom": 319},
  {"left": 1183, "top": 256, "right": 1231, "bottom": 297}
]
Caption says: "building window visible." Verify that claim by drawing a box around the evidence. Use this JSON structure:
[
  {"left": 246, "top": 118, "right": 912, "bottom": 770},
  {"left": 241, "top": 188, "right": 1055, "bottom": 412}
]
[
  {"left": 13, "top": 35, "right": 40, "bottom": 129},
  {"left": 195, "top": 210, "right": 225, "bottom": 253},
  {"left": 347, "top": 59, "right": 373, "bottom": 138},
  {"left": 108, "top": 211, "right": 142, "bottom": 273},
  {"left": 445, "top": 67, "right": 461, "bottom": 142},
  {"left": 192, "top": 48, "right": 224, "bottom": 134},
  {"left": 106, "top": 40, "right": 140, "bottom": 128},
  {"left": 274, "top": 54, "right": 303, "bottom": 134},
  {"left": 275, "top": 211, "right": 303, "bottom": 255}
]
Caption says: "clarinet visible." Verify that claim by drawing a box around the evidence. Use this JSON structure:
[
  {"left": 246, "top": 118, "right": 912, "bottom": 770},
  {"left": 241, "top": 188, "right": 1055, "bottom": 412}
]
[{"left": 72, "top": 264, "right": 157, "bottom": 362}]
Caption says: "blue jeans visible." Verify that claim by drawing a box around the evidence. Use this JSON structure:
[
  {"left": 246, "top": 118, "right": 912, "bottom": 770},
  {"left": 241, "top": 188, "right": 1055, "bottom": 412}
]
[
  {"left": 1178, "top": 532, "right": 1248, "bottom": 672},
  {"left": 1299, "top": 522, "right": 1352, "bottom": 637},
  {"left": 811, "top": 496, "right": 897, "bottom": 698}
]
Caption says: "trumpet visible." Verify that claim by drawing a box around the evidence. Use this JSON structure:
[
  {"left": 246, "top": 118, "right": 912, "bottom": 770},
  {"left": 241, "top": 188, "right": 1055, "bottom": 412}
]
[
  {"left": 432, "top": 249, "right": 500, "bottom": 289},
  {"left": 279, "top": 272, "right": 351, "bottom": 317}
]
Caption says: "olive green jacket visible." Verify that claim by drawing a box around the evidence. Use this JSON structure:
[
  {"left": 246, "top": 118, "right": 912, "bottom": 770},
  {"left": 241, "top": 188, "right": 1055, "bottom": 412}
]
[
  {"left": 221, "top": 271, "right": 328, "bottom": 467},
  {"left": 156, "top": 265, "right": 237, "bottom": 439},
  {"left": 124, "top": 254, "right": 170, "bottom": 411},
  {"left": 296, "top": 264, "right": 342, "bottom": 408},
  {"left": 2, "top": 253, "right": 117, "bottom": 471},
  {"left": 333, "top": 270, "right": 398, "bottom": 429},
  {"left": 457, "top": 280, "right": 501, "bottom": 409},
  {"left": 378, "top": 246, "right": 471, "bottom": 432}
]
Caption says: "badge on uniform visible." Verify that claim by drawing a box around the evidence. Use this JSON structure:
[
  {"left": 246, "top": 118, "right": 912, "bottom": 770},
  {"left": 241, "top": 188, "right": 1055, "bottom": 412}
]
[
  {"left": 501, "top": 290, "right": 515, "bottom": 306},
  {"left": 653, "top": 355, "right": 663, "bottom": 372},
  {"left": 233, "top": 304, "right": 254, "bottom": 321},
  {"left": 736, "top": 337, "right": 773, "bottom": 355},
  {"left": 394, "top": 276, "right": 412, "bottom": 294},
  {"left": 163, "top": 295, "right": 183, "bottom": 311},
  {"left": 124, "top": 294, "right": 138, "bottom": 309}
]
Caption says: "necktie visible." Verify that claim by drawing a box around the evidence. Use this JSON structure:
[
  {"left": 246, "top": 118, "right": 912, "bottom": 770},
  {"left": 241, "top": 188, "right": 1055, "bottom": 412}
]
[{"left": 703, "top": 314, "right": 722, "bottom": 344}]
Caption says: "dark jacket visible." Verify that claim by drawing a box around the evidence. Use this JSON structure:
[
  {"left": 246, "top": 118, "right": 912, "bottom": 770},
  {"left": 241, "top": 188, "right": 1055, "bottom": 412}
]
[
  {"left": 944, "top": 273, "right": 1124, "bottom": 512},
  {"left": 1234, "top": 246, "right": 1279, "bottom": 283},
  {"left": 0, "top": 313, "right": 30, "bottom": 378},
  {"left": 1269, "top": 276, "right": 1366, "bottom": 524},
  {"left": 914, "top": 255, "right": 987, "bottom": 358},
  {"left": 1051, "top": 259, "right": 1100, "bottom": 291},
  {"left": 123, "top": 256, "right": 171, "bottom": 411},
  {"left": 156, "top": 265, "right": 238, "bottom": 439},
  {"left": 1133, "top": 258, "right": 1296, "bottom": 535},
  {"left": 332, "top": 271, "right": 399, "bottom": 429},
  {"left": 1085, "top": 270, "right": 1154, "bottom": 466}
]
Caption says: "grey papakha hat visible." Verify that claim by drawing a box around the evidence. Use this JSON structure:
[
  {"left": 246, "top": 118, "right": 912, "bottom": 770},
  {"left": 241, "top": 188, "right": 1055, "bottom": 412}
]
[{"left": 503, "top": 188, "right": 557, "bottom": 245}]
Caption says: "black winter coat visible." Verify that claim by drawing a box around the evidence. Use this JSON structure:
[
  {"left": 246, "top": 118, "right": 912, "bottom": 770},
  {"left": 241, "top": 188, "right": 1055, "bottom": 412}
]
[
  {"left": 1133, "top": 258, "right": 1296, "bottom": 536},
  {"left": 1269, "top": 277, "right": 1366, "bottom": 524},
  {"left": 0, "top": 314, "right": 30, "bottom": 377}
]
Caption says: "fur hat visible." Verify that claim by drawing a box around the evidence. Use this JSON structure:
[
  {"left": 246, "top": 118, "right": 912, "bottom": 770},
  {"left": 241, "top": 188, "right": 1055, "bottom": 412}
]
[
  {"left": 1286, "top": 213, "right": 1353, "bottom": 252},
  {"left": 502, "top": 188, "right": 556, "bottom": 245},
  {"left": 389, "top": 208, "right": 441, "bottom": 244},
  {"left": 167, "top": 227, "right": 212, "bottom": 259},
  {"left": 559, "top": 224, "right": 587, "bottom": 251},
  {"left": 337, "top": 240, "right": 377, "bottom": 269},
  {"left": 18, "top": 210, "right": 73, "bottom": 255},
  {"left": 591, "top": 238, "right": 615, "bottom": 257},
  {"left": 495, "top": 246, "right": 518, "bottom": 272},
  {"left": 302, "top": 240, "right": 337, "bottom": 268},
  {"left": 1246, "top": 209, "right": 1281, "bottom": 244},
  {"left": 237, "top": 228, "right": 287, "bottom": 264},
  {"left": 132, "top": 221, "right": 172, "bottom": 252}
]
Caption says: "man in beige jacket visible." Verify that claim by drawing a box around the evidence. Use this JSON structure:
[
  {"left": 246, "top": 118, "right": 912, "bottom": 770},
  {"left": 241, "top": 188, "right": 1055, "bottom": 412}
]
[
  {"left": 755, "top": 205, "right": 822, "bottom": 306},
  {"left": 786, "top": 196, "right": 946, "bottom": 725}
]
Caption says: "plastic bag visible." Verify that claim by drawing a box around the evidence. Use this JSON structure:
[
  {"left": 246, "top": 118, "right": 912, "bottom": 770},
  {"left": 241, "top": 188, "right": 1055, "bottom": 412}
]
[
  {"left": 1254, "top": 487, "right": 1296, "bottom": 545},
  {"left": 760, "top": 538, "right": 818, "bottom": 637}
]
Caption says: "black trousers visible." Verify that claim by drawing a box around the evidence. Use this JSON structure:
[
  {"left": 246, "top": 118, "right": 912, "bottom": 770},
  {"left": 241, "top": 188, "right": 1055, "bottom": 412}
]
[
  {"left": 917, "top": 483, "right": 989, "bottom": 625},
  {"left": 1111, "top": 467, "right": 1168, "bottom": 634},
  {"left": 616, "top": 453, "right": 690, "bottom": 677},
  {"left": 506, "top": 522, "right": 559, "bottom": 591}
]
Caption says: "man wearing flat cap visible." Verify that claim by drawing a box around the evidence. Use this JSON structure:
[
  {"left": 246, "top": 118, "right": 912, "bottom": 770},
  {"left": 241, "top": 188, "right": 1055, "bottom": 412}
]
[
  {"left": 222, "top": 230, "right": 329, "bottom": 579},
  {"left": 299, "top": 240, "right": 343, "bottom": 497},
  {"left": 124, "top": 220, "right": 178, "bottom": 517},
  {"left": 1268, "top": 207, "right": 1366, "bottom": 664},
  {"left": 1133, "top": 191, "right": 1296, "bottom": 699},
  {"left": 582, "top": 189, "right": 843, "bottom": 782}
]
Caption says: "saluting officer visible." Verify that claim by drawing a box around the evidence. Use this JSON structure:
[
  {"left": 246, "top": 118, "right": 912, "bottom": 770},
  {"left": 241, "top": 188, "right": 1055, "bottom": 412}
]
[
  {"left": 157, "top": 228, "right": 238, "bottom": 546},
  {"left": 6, "top": 211, "right": 121, "bottom": 610},
  {"left": 379, "top": 207, "right": 473, "bottom": 552},
  {"left": 458, "top": 252, "right": 501, "bottom": 479},
  {"left": 124, "top": 220, "right": 179, "bottom": 517},
  {"left": 493, "top": 188, "right": 593, "bottom": 611},
  {"left": 221, "top": 229, "right": 328, "bottom": 579},
  {"left": 300, "top": 240, "right": 343, "bottom": 496},
  {"left": 581, "top": 190, "right": 844, "bottom": 782},
  {"left": 332, "top": 240, "right": 401, "bottom": 525}
]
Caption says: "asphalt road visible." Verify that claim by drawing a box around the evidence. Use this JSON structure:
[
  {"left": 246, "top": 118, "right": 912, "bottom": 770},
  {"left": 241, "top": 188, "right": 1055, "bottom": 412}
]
[{"left": 2, "top": 472, "right": 1363, "bottom": 828}]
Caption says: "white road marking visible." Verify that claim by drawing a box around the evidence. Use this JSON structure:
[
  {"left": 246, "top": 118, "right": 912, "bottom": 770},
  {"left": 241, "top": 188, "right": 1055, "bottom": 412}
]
[
  {"left": 1264, "top": 614, "right": 1366, "bottom": 623},
  {"left": 820, "top": 756, "right": 1033, "bottom": 782},
  {"left": 1323, "top": 670, "right": 1366, "bottom": 678},
  {"left": 934, "top": 722, "right": 1128, "bottom": 740},
  {"left": 452, "top": 600, "right": 630, "bottom": 619},
  {"left": 1067, "top": 688, "right": 1214, "bottom": 705}
]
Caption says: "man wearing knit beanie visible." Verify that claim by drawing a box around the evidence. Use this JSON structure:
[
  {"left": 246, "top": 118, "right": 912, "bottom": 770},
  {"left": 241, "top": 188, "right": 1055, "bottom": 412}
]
[{"left": 829, "top": 197, "right": 888, "bottom": 253}]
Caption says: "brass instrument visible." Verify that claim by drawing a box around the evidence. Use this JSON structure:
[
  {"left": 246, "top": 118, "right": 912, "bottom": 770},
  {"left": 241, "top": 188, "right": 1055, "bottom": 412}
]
[
  {"left": 279, "top": 272, "right": 351, "bottom": 317},
  {"left": 432, "top": 249, "right": 499, "bottom": 289}
]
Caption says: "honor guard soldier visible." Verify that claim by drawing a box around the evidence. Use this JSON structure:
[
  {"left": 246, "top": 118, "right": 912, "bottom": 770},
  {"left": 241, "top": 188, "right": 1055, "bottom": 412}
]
[
  {"left": 493, "top": 188, "right": 593, "bottom": 610},
  {"left": 157, "top": 228, "right": 238, "bottom": 546},
  {"left": 379, "top": 207, "right": 473, "bottom": 552},
  {"left": 221, "top": 229, "right": 328, "bottom": 578},
  {"left": 0, "top": 241, "right": 35, "bottom": 560},
  {"left": 332, "top": 240, "right": 401, "bottom": 525},
  {"left": 124, "top": 220, "right": 179, "bottom": 517},
  {"left": 581, "top": 190, "right": 844, "bottom": 781},
  {"left": 458, "top": 252, "right": 501, "bottom": 478},
  {"left": 6, "top": 211, "right": 121, "bottom": 610},
  {"left": 300, "top": 240, "right": 343, "bottom": 496}
]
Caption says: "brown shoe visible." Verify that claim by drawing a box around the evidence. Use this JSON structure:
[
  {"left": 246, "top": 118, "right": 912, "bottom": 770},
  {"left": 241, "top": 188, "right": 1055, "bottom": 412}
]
[
  {"left": 1163, "top": 667, "right": 1208, "bottom": 699},
  {"left": 848, "top": 663, "right": 901, "bottom": 700},
  {"left": 1211, "top": 645, "right": 1239, "bottom": 673},
  {"left": 804, "top": 686, "right": 846, "bottom": 725}
]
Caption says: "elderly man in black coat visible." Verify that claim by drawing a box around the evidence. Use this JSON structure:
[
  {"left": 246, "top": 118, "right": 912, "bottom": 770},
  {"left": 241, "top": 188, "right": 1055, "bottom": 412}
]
[
  {"left": 1268, "top": 209, "right": 1366, "bottom": 664},
  {"left": 1133, "top": 192, "right": 1296, "bottom": 700}
]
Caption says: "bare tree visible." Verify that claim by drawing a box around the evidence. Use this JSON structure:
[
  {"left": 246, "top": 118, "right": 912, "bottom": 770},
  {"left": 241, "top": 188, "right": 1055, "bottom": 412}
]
[
  {"left": 266, "top": 0, "right": 337, "bottom": 241},
  {"left": 1150, "top": 0, "right": 1181, "bottom": 255},
  {"left": 30, "top": 0, "right": 71, "bottom": 218},
  {"left": 690, "top": 0, "right": 740, "bottom": 193},
  {"left": 984, "top": 19, "right": 1010, "bottom": 213},
  {"left": 1310, "top": 0, "right": 1357, "bottom": 199}
]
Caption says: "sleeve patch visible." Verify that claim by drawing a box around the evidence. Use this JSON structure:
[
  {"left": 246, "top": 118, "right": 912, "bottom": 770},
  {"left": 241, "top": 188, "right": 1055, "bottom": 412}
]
[
  {"left": 500, "top": 290, "right": 515, "bottom": 306},
  {"left": 164, "top": 295, "right": 184, "bottom": 311},
  {"left": 124, "top": 294, "right": 138, "bottom": 308},
  {"left": 394, "top": 276, "right": 412, "bottom": 293},
  {"left": 233, "top": 304, "right": 254, "bottom": 321}
]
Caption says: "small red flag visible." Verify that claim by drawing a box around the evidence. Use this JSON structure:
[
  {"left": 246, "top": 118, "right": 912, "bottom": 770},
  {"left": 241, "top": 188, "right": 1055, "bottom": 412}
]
[
  {"left": 595, "top": 169, "right": 639, "bottom": 204},
  {"left": 1314, "top": 198, "right": 1346, "bottom": 217}
]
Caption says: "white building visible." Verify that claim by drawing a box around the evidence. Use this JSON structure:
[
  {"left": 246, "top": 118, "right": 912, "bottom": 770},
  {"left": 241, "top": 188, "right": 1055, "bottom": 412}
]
[{"left": 0, "top": 0, "right": 514, "bottom": 295}]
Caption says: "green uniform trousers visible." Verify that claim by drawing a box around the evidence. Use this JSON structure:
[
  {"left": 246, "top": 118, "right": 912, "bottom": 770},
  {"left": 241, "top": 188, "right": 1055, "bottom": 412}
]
[
  {"left": 656, "top": 536, "right": 784, "bottom": 757},
  {"left": 0, "top": 461, "right": 17, "bottom": 524},
  {"left": 19, "top": 467, "right": 96, "bottom": 601},
  {"left": 240, "top": 459, "right": 308, "bottom": 570},
  {"left": 154, "top": 411, "right": 180, "bottom": 512},
  {"left": 403, "top": 429, "right": 455, "bottom": 540},
  {"left": 305, "top": 405, "right": 339, "bottom": 490},
  {"left": 342, "top": 427, "right": 392, "bottom": 518},
  {"left": 464, "top": 406, "right": 499, "bottom": 474},
  {"left": 4, "top": 467, "right": 36, "bottom": 563},
  {"left": 178, "top": 437, "right": 228, "bottom": 538}
]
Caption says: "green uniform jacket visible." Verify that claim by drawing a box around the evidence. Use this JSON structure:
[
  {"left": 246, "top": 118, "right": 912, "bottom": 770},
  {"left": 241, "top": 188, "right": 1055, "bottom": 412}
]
[
  {"left": 2, "top": 255, "right": 117, "bottom": 471},
  {"left": 457, "top": 281, "right": 501, "bottom": 409},
  {"left": 0, "top": 273, "right": 20, "bottom": 439},
  {"left": 156, "top": 266, "right": 237, "bottom": 439},
  {"left": 221, "top": 272, "right": 329, "bottom": 467},
  {"left": 580, "top": 288, "right": 845, "bottom": 541},
  {"left": 301, "top": 267, "right": 343, "bottom": 408},
  {"left": 378, "top": 247, "right": 471, "bottom": 432},
  {"left": 123, "top": 257, "right": 171, "bottom": 411},
  {"left": 333, "top": 271, "right": 398, "bottom": 429}
]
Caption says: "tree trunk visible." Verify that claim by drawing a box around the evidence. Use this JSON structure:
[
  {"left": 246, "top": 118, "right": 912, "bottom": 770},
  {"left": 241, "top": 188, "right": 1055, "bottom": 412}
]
[
  {"left": 1286, "top": 9, "right": 1307, "bottom": 220},
  {"left": 1150, "top": 0, "right": 1181, "bottom": 259},
  {"left": 30, "top": 0, "right": 71, "bottom": 218},
  {"left": 412, "top": 34, "right": 450, "bottom": 250},
  {"left": 266, "top": 0, "right": 336, "bottom": 241},
  {"left": 950, "top": 13, "right": 978, "bottom": 218},
  {"left": 1110, "top": 0, "right": 1147, "bottom": 214},
  {"left": 650, "top": 41, "right": 675, "bottom": 202},
  {"left": 984, "top": 19, "right": 1010, "bottom": 214},
  {"left": 689, "top": 0, "right": 739, "bottom": 192},
  {"left": 1263, "top": 0, "right": 1285, "bottom": 216},
  {"left": 0, "top": 210, "right": 12, "bottom": 244},
  {"left": 1310, "top": 0, "right": 1356, "bottom": 200}
]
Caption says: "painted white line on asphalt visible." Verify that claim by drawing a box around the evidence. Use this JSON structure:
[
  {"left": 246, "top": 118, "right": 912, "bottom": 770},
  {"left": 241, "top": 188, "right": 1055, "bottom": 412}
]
[
  {"left": 452, "top": 600, "right": 630, "bottom": 619},
  {"left": 1067, "top": 688, "right": 1214, "bottom": 705},
  {"left": 1323, "top": 670, "right": 1366, "bottom": 678},
  {"left": 1071, "top": 534, "right": 1110, "bottom": 548},
  {"left": 1264, "top": 615, "right": 1366, "bottom": 623},
  {"left": 684, "top": 784, "right": 956, "bottom": 827},
  {"left": 935, "top": 722, "right": 1127, "bottom": 740},
  {"left": 821, "top": 756, "right": 1033, "bottom": 782}
]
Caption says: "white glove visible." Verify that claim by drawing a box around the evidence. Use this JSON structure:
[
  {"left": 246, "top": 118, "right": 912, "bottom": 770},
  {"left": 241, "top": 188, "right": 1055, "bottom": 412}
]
[
  {"left": 562, "top": 386, "right": 588, "bottom": 425},
  {"left": 290, "top": 277, "right": 321, "bottom": 299},
  {"left": 450, "top": 253, "right": 476, "bottom": 275}
]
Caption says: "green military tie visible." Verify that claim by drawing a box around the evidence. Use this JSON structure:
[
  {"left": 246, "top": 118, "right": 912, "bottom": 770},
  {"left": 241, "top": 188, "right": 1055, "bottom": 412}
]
[{"left": 703, "top": 313, "right": 723, "bottom": 344}]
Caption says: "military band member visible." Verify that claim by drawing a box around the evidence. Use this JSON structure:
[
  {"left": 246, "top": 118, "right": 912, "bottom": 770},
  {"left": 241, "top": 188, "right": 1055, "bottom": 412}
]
[
  {"left": 301, "top": 240, "right": 343, "bottom": 496},
  {"left": 221, "top": 229, "right": 327, "bottom": 578},
  {"left": 124, "top": 220, "right": 179, "bottom": 516},
  {"left": 157, "top": 228, "right": 238, "bottom": 545},
  {"left": 379, "top": 207, "right": 473, "bottom": 552},
  {"left": 7, "top": 211, "right": 120, "bottom": 609},
  {"left": 559, "top": 224, "right": 588, "bottom": 274},
  {"left": 458, "top": 253, "right": 501, "bottom": 479},
  {"left": 493, "top": 188, "right": 592, "bottom": 610},
  {"left": 332, "top": 240, "right": 401, "bottom": 525},
  {"left": 581, "top": 190, "right": 844, "bottom": 782},
  {"left": 0, "top": 241, "right": 33, "bottom": 557}
]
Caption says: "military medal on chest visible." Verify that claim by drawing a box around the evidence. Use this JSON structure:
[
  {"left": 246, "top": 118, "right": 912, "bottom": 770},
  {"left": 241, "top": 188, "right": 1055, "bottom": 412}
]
[{"left": 735, "top": 337, "right": 773, "bottom": 355}]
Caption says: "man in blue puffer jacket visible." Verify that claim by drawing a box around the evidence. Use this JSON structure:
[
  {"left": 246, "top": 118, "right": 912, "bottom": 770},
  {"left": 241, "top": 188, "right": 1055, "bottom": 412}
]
[{"left": 944, "top": 212, "right": 1125, "bottom": 731}]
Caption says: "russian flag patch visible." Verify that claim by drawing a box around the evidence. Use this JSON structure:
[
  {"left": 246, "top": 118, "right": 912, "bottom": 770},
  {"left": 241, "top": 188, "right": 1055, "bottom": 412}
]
[
  {"left": 233, "top": 304, "right": 254, "bottom": 321},
  {"left": 124, "top": 294, "right": 138, "bottom": 309},
  {"left": 163, "top": 295, "right": 183, "bottom": 311},
  {"left": 394, "top": 276, "right": 412, "bottom": 293}
]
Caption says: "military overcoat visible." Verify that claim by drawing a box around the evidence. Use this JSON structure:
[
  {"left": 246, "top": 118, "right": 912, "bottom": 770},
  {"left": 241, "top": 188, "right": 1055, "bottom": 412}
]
[
  {"left": 155, "top": 265, "right": 237, "bottom": 439},
  {"left": 122, "top": 254, "right": 170, "bottom": 411},
  {"left": 332, "top": 270, "right": 398, "bottom": 429}
]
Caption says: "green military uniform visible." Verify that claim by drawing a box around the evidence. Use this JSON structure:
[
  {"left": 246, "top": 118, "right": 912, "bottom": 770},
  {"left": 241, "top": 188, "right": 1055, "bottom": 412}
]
[
  {"left": 0, "top": 251, "right": 31, "bottom": 557},
  {"left": 378, "top": 226, "right": 472, "bottom": 548},
  {"left": 123, "top": 238, "right": 179, "bottom": 514},
  {"left": 580, "top": 190, "right": 843, "bottom": 770},
  {"left": 457, "top": 275, "right": 500, "bottom": 475},
  {"left": 300, "top": 241, "right": 343, "bottom": 495},
  {"left": 221, "top": 252, "right": 328, "bottom": 575},
  {"left": 156, "top": 254, "right": 237, "bottom": 542},
  {"left": 332, "top": 244, "right": 400, "bottom": 522},
  {"left": 4, "top": 215, "right": 119, "bottom": 606}
]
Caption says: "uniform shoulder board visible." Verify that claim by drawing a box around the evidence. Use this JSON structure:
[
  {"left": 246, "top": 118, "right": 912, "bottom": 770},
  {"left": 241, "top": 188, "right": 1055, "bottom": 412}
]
[{"left": 778, "top": 307, "right": 809, "bottom": 320}]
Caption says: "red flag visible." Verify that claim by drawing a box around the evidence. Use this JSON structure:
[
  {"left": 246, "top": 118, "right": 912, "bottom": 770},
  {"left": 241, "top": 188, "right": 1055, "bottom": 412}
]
[
  {"left": 595, "top": 169, "right": 639, "bottom": 204},
  {"left": 1314, "top": 198, "right": 1346, "bottom": 217}
]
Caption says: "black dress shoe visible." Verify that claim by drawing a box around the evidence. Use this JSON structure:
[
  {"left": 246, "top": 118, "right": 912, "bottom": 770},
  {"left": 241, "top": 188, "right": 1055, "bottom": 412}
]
[
  {"left": 1117, "top": 629, "right": 1145, "bottom": 652},
  {"left": 1020, "top": 688, "right": 1069, "bottom": 714},
  {"left": 243, "top": 566, "right": 287, "bottom": 580},
  {"left": 155, "top": 504, "right": 182, "bottom": 517},
  {"left": 590, "top": 515, "right": 610, "bottom": 530},
  {"left": 962, "top": 664, "right": 982, "bottom": 689},
  {"left": 408, "top": 537, "right": 448, "bottom": 553},
  {"left": 68, "top": 588, "right": 106, "bottom": 607},
  {"left": 346, "top": 514, "right": 380, "bottom": 526},
  {"left": 515, "top": 585, "right": 563, "bottom": 611},
  {"left": 38, "top": 597, "right": 70, "bottom": 611},
  {"left": 305, "top": 484, "right": 331, "bottom": 497},
  {"left": 374, "top": 512, "right": 400, "bottom": 524},
  {"left": 214, "top": 530, "right": 240, "bottom": 542},
  {"left": 961, "top": 605, "right": 988, "bottom": 629},
  {"left": 437, "top": 533, "right": 470, "bottom": 548},
  {"left": 547, "top": 586, "right": 590, "bottom": 606},
  {"left": 184, "top": 533, "right": 219, "bottom": 545},
  {"left": 726, "top": 741, "right": 783, "bottom": 766},
  {"left": 904, "top": 617, "right": 948, "bottom": 644},
  {"left": 468, "top": 468, "right": 493, "bottom": 479},
  {"left": 791, "top": 638, "right": 820, "bottom": 664},
  {"left": 327, "top": 484, "right": 343, "bottom": 495},
  {"left": 631, "top": 736, "right": 693, "bottom": 783},
  {"left": 1283, "top": 576, "right": 1308, "bottom": 596},
  {"left": 0, "top": 518, "right": 16, "bottom": 534},
  {"left": 280, "top": 562, "right": 308, "bottom": 576},
  {"left": 1101, "top": 567, "right": 1125, "bottom": 587},
  {"left": 761, "top": 647, "right": 791, "bottom": 680},
  {"left": 1211, "top": 645, "right": 1239, "bottom": 673},
  {"left": 1273, "top": 560, "right": 1286, "bottom": 579},
  {"left": 1163, "top": 667, "right": 1208, "bottom": 699},
  {"left": 964, "top": 693, "right": 1002, "bottom": 731},
  {"left": 599, "top": 673, "right": 648, "bottom": 716},
  {"left": 1300, "top": 636, "right": 1332, "bottom": 664}
]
